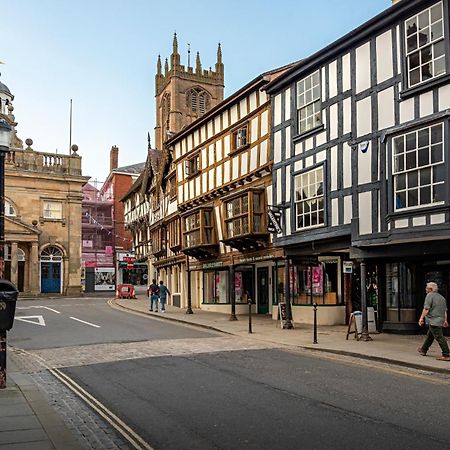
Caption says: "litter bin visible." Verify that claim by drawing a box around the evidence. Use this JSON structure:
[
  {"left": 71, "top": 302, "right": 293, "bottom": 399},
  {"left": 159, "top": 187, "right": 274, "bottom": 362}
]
[{"left": 0, "top": 280, "right": 19, "bottom": 331}]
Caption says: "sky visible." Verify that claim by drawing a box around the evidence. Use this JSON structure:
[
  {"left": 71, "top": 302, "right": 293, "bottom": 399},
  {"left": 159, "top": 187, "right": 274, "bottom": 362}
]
[{"left": 2, "top": 0, "right": 391, "bottom": 183}]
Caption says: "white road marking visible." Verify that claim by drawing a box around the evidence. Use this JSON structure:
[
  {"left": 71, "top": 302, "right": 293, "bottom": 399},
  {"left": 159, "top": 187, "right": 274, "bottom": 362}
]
[
  {"left": 16, "top": 306, "right": 60, "bottom": 314},
  {"left": 69, "top": 317, "right": 101, "bottom": 328},
  {"left": 16, "top": 315, "right": 46, "bottom": 326}
]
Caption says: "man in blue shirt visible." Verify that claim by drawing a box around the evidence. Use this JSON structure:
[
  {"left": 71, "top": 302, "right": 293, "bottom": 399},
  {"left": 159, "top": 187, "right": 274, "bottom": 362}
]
[{"left": 418, "top": 282, "right": 449, "bottom": 361}]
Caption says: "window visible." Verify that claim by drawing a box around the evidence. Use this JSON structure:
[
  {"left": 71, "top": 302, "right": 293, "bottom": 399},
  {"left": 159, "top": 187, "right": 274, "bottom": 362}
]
[
  {"left": 185, "top": 154, "right": 200, "bottom": 177},
  {"left": 188, "top": 88, "right": 209, "bottom": 116},
  {"left": 168, "top": 218, "right": 181, "bottom": 250},
  {"left": 224, "top": 191, "right": 264, "bottom": 238},
  {"left": 183, "top": 209, "right": 216, "bottom": 249},
  {"left": 203, "top": 270, "right": 229, "bottom": 304},
  {"left": 231, "top": 124, "right": 248, "bottom": 151},
  {"left": 393, "top": 123, "right": 444, "bottom": 210},
  {"left": 294, "top": 166, "right": 324, "bottom": 229},
  {"left": 5, "top": 200, "right": 16, "bottom": 217},
  {"left": 297, "top": 71, "right": 321, "bottom": 134},
  {"left": 43, "top": 201, "right": 62, "bottom": 219},
  {"left": 405, "top": 2, "right": 445, "bottom": 87},
  {"left": 150, "top": 227, "right": 166, "bottom": 256}
]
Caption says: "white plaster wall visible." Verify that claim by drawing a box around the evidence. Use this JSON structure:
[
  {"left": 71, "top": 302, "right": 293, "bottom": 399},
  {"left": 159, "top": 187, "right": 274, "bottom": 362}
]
[
  {"left": 376, "top": 30, "right": 393, "bottom": 83},
  {"left": 241, "top": 153, "right": 248, "bottom": 177},
  {"left": 209, "top": 169, "right": 214, "bottom": 191},
  {"left": 223, "top": 160, "right": 230, "bottom": 183},
  {"left": 232, "top": 157, "right": 239, "bottom": 180},
  {"left": 356, "top": 96, "right": 372, "bottom": 137},
  {"left": 343, "top": 195, "right": 352, "bottom": 224},
  {"left": 431, "top": 214, "right": 445, "bottom": 224},
  {"left": 259, "top": 90, "right": 267, "bottom": 104},
  {"left": 321, "top": 67, "right": 327, "bottom": 101},
  {"left": 200, "top": 125, "right": 206, "bottom": 143},
  {"left": 285, "top": 127, "right": 291, "bottom": 159},
  {"left": 261, "top": 111, "right": 268, "bottom": 136},
  {"left": 329, "top": 60, "right": 338, "bottom": 98},
  {"left": 216, "top": 140, "right": 223, "bottom": 161},
  {"left": 332, "top": 198, "right": 339, "bottom": 226},
  {"left": 342, "top": 53, "right": 351, "bottom": 91},
  {"left": 285, "top": 88, "right": 291, "bottom": 121},
  {"left": 274, "top": 94, "right": 282, "bottom": 126},
  {"left": 260, "top": 140, "right": 268, "bottom": 166},
  {"left": 316, "top": 150, "right": 326, "bottom": 163},
  {"left": 330, "top": 146, "right": 338, "bottom": 190},
  {"left": 294, "top": 143, "right": 302, "bottom": 156},
  {"left": 400, "top": 97, "right": 415, "bottom": 124},
  {"left": 222, "top": 111, "right": 229, "bottom": 130},
  {"left": 175, "top": 143, "right": 181, "bottom": 160},
  {"left": 276, "top": 169, "right": 282, "bottom": 204},
  {"left": 251, "top": 117, "right": 258, "bottom": 144},
  {"left": 343, "top": 97, "right": 352, "bottom": 135},
  {"left": 396, "top": 25, "right": 401, "bottom": 75},
  {"left": 214, "top": 116, "right": 221, "bottom": 134},
  {"left": 330, "top": 103, "right": 338, "bottom": 140},
  {"left": 316, "top": 131, "right": 326, "bottom": 147},
  {"left": 193, "top": 130, "right": 199, "bottom": 148},
  {"left": 413, "top": 216, "right": 426, "bottom": 226},
  {"left": 356, "top": 42, "right": 371, "bottom": 93},
  {"left": 250, "top": 146, "right": 258, "bottom": 172},
  {"left": 230, "top": 105, "right": 238, "bottom": 125},
  {"left": 223, "top": 135, "right": 230, "bottom": 158},
  {"left": 202, "top": 172, "right": 208, "bottom": 194},
  {"left": 343, "top": 143, "right": 352, "bottom": 188},
  {"left": 216, "top": 164, "right": 222, "bottom": 186},
  {"left": 420, "top": 91, "right": 433, "bottom": 118},
  {"left": 358, "top": 144, "right": 372, "bottom": 185},
  {"left": 285, "top": 207, "right": 291, "bottom": 236},
  {"left": 240, "top": 98, "right": 247, "bottom": 118},
  {"left": 208, "top": 144, "right": 214, "bottom": 165},
  {"left": 285, "top": 165, "right": 291, "bottom": 203},
  {"left": 249, "top": 92, "right": 257, "bottom": 111},
  {"left": 358, "top": 192, "right": 372, "bottom": 234},
  {"left": 378, "top": 86, "right": 395, "bottom": 130},
  {"left": 201, "top": 148, "right": 208, "bottom": 169},
  {"left": 438, "top": 84, "right": 450, "bottom": 110},
  {"left": 274, "top": 130, "right": 282, "bottom": 164},
  {"left": 207, "top": 120, "right": 213, "bottom": 138}
]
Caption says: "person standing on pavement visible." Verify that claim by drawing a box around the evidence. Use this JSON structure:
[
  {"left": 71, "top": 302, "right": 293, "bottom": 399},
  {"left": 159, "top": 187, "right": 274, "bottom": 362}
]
[
  {"left": 158, "top": 280, "right": 170, "bottom": 313},
  {"left": 148, "top": 279, "right": 160, "bottom": 312},
  {"left": 418, "top": 282, "right": 449, "bottom": 361}
]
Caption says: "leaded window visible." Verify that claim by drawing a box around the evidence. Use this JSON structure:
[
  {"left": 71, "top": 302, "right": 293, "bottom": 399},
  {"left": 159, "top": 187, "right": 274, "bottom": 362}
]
[
  {"left": 296, "top": 71, "right": 321, "bottom": 134},
  {"left": 393, "top": 123, "right": 444, "bottom": 210},
  {"left": 231, "top": 125, "right": 248, "bottom": 151},
  {"left": 405, "top": 2, "right": 445, "bottom": 87},
  {"left": 183, "top": 209, "right": 215, "bottom": 249},
  {"left": 294, "top": 166, "right": 324, "bottom": 230}
]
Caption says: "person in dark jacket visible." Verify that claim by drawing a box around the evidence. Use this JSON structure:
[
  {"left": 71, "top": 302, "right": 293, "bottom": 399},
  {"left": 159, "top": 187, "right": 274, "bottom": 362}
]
[
  {"left": 148, "top": 279, "right": 160, "bottom": 312},
  {"left": 158, "top": 280, "right": 170, "bottom": 313}
]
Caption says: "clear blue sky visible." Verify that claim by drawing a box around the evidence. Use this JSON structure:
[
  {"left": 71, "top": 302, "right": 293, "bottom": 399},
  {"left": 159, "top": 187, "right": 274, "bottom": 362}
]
[{"left": 3, "top": 0, "right": 390, "bottom": 182}]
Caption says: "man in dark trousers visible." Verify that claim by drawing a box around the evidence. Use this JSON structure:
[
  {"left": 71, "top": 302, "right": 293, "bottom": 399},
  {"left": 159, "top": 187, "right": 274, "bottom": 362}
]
[
  {"left": 148, "top": 279, "right": 160, "bottom": 312},
  {"left": 418, "top": 282, "right": 449, "bottom": 361},
  {"left": 158, "top": 280, "right": 170, "bottom": 313}
]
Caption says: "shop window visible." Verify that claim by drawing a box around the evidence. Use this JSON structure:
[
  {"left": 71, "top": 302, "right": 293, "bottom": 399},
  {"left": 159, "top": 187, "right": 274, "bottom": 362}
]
[
  {"left": 385, "top": 263, "right": 416, "bottom": 322},
  {"left": 393, "top": 123, "right": 444, "bottom": 210},
  {"left": 203, "top": 270, "right": 229, "bottom": 303},
  {"left": 405, "top": 2, "right": 446, "bottom": 88},
  {"left": 296, "top": 70, "right": 322, "bottom": 135},
  {"left": 234, "top": 268, "right": 253, "bottom": 303},
  {"left": 273, "top": 264, "right": 286, "bottom": 305}
]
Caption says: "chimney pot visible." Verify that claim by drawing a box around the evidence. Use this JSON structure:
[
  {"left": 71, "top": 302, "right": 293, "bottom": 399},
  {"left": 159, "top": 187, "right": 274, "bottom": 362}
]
[{"left": 110, "top": 145, "right": 119, "bottom": 172}]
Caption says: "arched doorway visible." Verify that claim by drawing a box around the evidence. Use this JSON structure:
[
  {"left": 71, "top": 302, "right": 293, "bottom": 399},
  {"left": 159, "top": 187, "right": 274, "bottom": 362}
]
[{"left": 40, "top": 246, "right": 63, "bottom": 293}]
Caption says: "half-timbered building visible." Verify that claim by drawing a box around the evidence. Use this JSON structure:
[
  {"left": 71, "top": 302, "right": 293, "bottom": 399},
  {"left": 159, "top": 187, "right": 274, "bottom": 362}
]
[
  {"left": 266, "top": 0, "right": 450, "bottom": 331},
  {"left": 168, "top": 65, "right": 293, "bottom": 316}
]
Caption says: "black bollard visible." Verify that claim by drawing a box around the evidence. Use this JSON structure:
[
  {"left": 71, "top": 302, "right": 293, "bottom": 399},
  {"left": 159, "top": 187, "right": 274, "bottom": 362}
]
[
  {"left": 0, "top": 330, "right": 6, "bottom": 388},
  {"left": 313, "top": 303, "right": 318, "bottom": 344},
  {"left": 248, "top": 298, "right": 252, "bottom": 334}
]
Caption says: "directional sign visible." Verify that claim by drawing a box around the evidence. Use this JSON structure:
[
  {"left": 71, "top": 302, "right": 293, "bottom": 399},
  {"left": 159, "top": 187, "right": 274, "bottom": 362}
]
[
  {"left": 15, "top": 315, "right": 46, "bottom": 327},
  {"left": 267, "top": 208, "right": 283, "bottom": 234}
]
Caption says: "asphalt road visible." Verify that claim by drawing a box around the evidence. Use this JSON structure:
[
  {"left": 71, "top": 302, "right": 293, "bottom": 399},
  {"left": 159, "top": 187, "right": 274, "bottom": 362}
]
[
  {"left": 10, "top": 297, "right": 450, "bottom": 450},
  {"left": 9, "top": 297, "right": 216, "bottom": 349}
]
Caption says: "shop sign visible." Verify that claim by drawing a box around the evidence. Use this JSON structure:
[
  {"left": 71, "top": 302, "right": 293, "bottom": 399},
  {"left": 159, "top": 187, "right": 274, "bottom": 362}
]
[
  {"left": 267, "top": 207, "right": 283, "bottom": 234},
  {"left": 343, "top": 261, "right": 353, "bottom": 274},
  {"left": 236, "top": 254, "right": 274, "bottom": 265},
  {"left": 202, "top": 261, "right": 224, "bottom": 269}
]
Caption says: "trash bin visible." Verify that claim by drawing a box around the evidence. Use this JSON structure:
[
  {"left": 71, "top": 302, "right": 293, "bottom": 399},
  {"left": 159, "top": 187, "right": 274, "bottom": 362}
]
[{"left": 0, "top": 280, "right": 18, "bottom": 331}]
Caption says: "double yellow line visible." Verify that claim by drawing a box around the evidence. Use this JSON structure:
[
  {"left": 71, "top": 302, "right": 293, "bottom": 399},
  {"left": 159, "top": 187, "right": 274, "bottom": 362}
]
[{"left": 12, "top": 347, "right": 153, "bottom": 450}]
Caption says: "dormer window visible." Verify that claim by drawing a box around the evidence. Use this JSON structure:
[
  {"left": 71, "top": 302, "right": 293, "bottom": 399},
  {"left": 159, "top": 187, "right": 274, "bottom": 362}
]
[
  {"left": 296, "top": 71, "right": 321, "bottom": 135},
  {"left": 405, "top": 2, "right": 445, "bottom": 87},
  {"left": 185, "top": 154, "right": 200, "bottom": 178}
]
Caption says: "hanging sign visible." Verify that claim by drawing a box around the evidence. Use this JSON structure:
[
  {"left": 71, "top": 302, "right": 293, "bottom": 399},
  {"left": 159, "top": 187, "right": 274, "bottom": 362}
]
[{"left": 267, "top": 207, "right": 282, "bottom": 234}]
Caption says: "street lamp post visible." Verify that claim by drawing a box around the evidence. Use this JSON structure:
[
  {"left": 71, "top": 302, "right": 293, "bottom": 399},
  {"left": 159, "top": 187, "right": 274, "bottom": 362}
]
[
  {"left": 186, "top": 256, "right": 193, "bottom": 314},
  {"left": 0, "top": 119, "right": 12, "bottom": 389}
]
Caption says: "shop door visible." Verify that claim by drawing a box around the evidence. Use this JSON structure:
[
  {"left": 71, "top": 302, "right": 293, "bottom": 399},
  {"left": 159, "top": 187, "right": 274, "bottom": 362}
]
[
  {"left": 257, "top": 267, "right": 269, "bottom": 314},
  {"left": 41, "top": 262, "right": 61, "bottom": 293}
]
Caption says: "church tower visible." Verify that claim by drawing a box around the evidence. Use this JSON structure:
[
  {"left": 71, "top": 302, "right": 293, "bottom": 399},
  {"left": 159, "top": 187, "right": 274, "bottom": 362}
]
[{"left": 154, "top": 34, "right": 224, "bottom": 150}]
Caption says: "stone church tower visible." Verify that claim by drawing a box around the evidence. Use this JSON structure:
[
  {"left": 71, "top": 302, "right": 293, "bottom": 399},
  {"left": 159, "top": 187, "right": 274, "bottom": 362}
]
[{"left": 154, "top": 33, "right": 224, "bottom": 150}]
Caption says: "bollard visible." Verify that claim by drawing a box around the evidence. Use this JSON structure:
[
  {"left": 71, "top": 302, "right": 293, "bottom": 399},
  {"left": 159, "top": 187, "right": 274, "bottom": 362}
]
[
  {"left": 248, "top": 298, "right": 252, "bottom": 334},
  {"left": 0, "top": 330, "right": 6, "bottom": 388},
  {"left": 313, "top": 303, "right": 318, "bottom": 344}
]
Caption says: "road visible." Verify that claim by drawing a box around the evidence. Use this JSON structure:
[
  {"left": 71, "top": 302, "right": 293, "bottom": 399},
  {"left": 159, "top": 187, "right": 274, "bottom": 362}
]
[{"left": 9, "top": 298, "right": 450, "bottom": 450}]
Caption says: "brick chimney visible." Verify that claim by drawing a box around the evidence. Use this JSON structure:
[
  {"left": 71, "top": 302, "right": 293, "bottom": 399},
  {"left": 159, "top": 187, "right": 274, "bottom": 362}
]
[{"left": 110, "top": 146, "right": 119, "bottom": 172}]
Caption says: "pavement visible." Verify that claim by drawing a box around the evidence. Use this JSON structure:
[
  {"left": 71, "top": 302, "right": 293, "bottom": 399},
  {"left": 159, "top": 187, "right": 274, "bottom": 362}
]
[{"left": 3, "top": 289, "right": 450, "bottom": 450}]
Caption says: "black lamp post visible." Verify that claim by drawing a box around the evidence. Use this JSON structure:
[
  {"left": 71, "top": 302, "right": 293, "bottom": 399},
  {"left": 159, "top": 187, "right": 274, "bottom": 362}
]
[
  {"left": 186, "top": 256, "right": 193, "bottom": 314},
  {"left": 0, "top": 119, "right": 12, "bottom": 389},
  {"left": 0, "top": 119, "right": 11, "bottom": 278}
]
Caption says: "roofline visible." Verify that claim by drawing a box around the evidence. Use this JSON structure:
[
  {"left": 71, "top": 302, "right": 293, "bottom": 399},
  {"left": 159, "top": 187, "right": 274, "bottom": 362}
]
[
  {"left": 265, "top": 0, "right": 430, "bottom": 93},
  {"left": 166, "top": 62, "right": 297, "bottom": 145},
  {"left": 120, "top": 173, "right": 144, "bottom": 202}
]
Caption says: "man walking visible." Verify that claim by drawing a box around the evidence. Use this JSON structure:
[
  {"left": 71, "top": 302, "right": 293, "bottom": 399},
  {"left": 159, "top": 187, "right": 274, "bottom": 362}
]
[
  {"left": 158, "top": 280, "right": 170, "bottom": 313},
  {"left": 148, "top": 279, "right": 160, "bottom": 312},
  {"left": 418, "top": 282, "right": 449, "bottom": 361}
]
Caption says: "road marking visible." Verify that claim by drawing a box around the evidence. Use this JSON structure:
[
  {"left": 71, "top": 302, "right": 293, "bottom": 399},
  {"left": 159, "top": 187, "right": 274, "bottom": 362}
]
[
  {"left": 69, "top": 317, "right": 101, "bottom": 328},
  {"left": 16, "top": 306, "right": 60, "bottom": 314},
  {"left": 10, "top": 347, "right": 153, "bottom": 450},
  {"left": 16, "top": 315, "right": 46, "bottom": 326}
]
